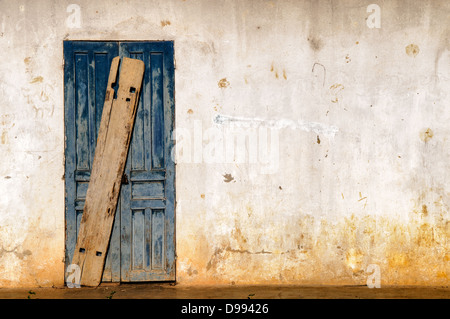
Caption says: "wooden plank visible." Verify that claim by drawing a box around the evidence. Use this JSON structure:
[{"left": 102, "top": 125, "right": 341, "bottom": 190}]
[{"left": 71, "top": 57, "right": 145, "bottom": 287}]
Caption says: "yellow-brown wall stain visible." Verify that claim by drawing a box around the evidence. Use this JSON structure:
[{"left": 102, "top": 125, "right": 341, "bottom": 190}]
[
  {"left": 0, "top": 114, "right": 15, "bottom": 145},
  {"left": 269, "top": 63, "right": 288, "bottom": 80},
  {"left": 218, "top": 78, "right": 230, "bottom": 88},
  {"left": 177, "top": 200, "right": 449, "bottom": 286},
  {"left": 0, "top": 214, "right": 64, "bottom": 288},
  {"left": 29, "top": 76, "right": 44, "bottom": 84},
  {"left": 405, "top": 44, "right": 420, "bottom": 57},
  {"left": 0, "top": 131, "right": 7, "bottom": 144},
  {"left": 330, "top": 83, "right": 344, "bottom": 103},
  {"left": 160, "top": 20, "right": 171, "bottom": 27},
  {"left": 420, "top": 128, "right": 434, "bottom": 142}
]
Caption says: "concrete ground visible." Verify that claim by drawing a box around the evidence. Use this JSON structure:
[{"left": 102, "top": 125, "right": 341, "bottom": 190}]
[{"left": 0, "top": 283, "right": 448, "bottom": 299}]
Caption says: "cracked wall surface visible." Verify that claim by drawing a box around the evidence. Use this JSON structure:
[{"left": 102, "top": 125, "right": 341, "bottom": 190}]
[{"left": 0, "top": 0, "right": 449, "bottom": 287}]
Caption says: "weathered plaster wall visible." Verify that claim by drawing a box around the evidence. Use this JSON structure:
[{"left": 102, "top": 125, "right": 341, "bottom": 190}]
[{"left": 0, "top": 0, "right": 448, "bottom": 287}]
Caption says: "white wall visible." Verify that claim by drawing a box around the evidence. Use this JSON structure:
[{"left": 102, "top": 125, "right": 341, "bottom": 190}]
[{"left": 0, "top": 0, "right": 448, "bottom": 287}]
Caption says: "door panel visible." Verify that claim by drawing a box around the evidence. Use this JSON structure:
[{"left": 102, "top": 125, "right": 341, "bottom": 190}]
[
  {"left": 64, "top": 41, "right": 121, "bottom": 282},
  {"left": 119, "top": 42, "right": 175, "bottom": 281},
  {"left": 64, "top": 41, "right": 175, "bottom": 282}
]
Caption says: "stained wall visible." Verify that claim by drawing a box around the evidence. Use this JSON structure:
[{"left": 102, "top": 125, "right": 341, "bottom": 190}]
[{"left": 0, "top": 0, "right": 448, "bottom": 287}]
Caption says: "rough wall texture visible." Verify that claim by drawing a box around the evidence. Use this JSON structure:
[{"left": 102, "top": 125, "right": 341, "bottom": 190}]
[{"left": 0, "top": 0, "right": 448, "bottom": 287}]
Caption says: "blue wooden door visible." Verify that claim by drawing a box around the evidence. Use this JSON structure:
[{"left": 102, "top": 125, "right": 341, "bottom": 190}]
[{"left": 64, "top": 41, "right": 175, "bottom": 282}]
